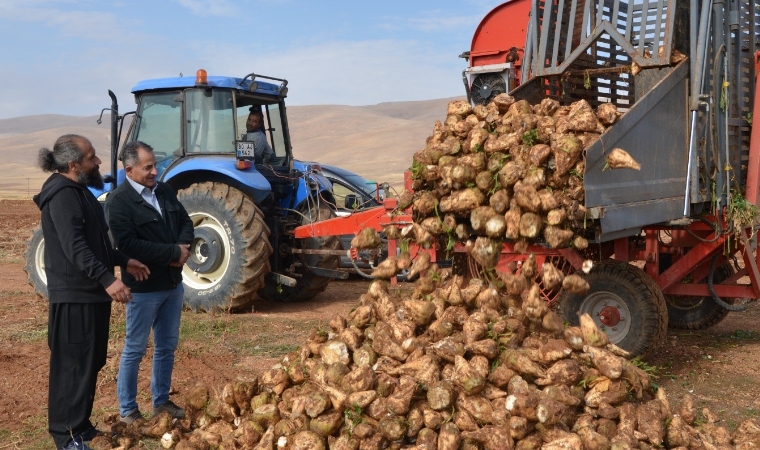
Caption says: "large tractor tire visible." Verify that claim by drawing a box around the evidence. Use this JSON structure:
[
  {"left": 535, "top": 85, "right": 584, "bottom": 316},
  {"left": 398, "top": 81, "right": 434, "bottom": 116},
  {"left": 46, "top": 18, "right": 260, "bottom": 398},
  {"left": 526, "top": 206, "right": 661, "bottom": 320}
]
[
  {"left": 178, "top": 182, "right": 272, "bottom": 312},
  {"left": 557, "top": 260, "right": 668, "bottom": 358},
  {"left": 259, "top": 202, "right": 341, "bottom": 302},
  {"left": 666, "top": 262, "right": 735, "bottom": 330},
  {"left": 23, "top": 225, "right": 48, "bottom": 299}
]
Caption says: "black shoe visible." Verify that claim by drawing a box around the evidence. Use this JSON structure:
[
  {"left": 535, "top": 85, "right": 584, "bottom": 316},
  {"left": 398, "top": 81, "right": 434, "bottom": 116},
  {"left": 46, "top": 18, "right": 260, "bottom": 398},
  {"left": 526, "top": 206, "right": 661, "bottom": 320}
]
[
  {"left": 78, "top": 426, "right": 101, "bottom": 443},
  {"left": 153, "top": 400, "right": 185, "bottom": 419},
  {"left": 60, "top": 436, "right": 91, "bottom": 450}
]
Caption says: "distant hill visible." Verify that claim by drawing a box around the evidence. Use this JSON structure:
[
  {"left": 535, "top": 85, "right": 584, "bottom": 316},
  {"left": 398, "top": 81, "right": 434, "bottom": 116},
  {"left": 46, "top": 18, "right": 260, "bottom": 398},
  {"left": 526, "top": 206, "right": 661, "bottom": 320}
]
[{"left": 0, "top": 98, "right": 459, "bottom": 198}]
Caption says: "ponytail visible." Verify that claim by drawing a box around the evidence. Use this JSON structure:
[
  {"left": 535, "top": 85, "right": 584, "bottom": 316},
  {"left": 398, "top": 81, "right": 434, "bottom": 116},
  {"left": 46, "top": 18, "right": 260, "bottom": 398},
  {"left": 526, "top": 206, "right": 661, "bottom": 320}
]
[{"left": 37, "top": 134, "right": 86, "bottom": 173}]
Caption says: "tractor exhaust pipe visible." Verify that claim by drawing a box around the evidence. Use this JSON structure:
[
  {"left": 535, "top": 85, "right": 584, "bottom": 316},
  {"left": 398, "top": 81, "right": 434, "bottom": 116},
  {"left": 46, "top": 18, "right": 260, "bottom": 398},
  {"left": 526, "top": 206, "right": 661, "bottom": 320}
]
[{"left": 108, "top": 90, "right": 119, "bottom": 191}]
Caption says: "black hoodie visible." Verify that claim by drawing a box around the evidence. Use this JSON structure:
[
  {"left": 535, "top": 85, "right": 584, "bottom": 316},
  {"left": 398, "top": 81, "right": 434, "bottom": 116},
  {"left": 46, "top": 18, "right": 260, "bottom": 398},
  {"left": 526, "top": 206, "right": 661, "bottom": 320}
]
[{"left": 33, "top": 173, "right": 129, "bottom": 303}]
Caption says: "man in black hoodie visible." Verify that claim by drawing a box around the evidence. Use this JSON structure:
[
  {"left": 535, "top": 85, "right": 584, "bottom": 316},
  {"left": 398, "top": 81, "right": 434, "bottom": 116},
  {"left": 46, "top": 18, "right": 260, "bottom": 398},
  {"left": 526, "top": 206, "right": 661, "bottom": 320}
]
[{"left": 34, "top": 134, "right": 149, "bottom": 450}]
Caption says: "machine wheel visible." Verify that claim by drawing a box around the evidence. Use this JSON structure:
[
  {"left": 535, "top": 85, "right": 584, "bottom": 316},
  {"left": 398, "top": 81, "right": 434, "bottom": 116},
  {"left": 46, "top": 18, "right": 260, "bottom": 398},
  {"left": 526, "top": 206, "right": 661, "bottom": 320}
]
[
  {"left": 23, "top": 225, "right": 48, "bottom": 299},
  {"left": 666, "top": 262, "right": 735, "bottom": 330},
  {"left": 259, "top": 202, "right": 341, "bottom": 302},
  {"left": 178, "top": 182, "right": 272, "bottom": 312},
  {"left": 557, "top": 260, "right": 668, "bottom": 358}
]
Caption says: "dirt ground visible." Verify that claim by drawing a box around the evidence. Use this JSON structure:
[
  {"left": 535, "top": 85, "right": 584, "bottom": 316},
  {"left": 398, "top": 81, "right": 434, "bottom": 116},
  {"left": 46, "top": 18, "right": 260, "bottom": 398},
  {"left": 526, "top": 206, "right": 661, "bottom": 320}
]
[{"left": 2, "top": 199, "right": 760, "bottom": 449}]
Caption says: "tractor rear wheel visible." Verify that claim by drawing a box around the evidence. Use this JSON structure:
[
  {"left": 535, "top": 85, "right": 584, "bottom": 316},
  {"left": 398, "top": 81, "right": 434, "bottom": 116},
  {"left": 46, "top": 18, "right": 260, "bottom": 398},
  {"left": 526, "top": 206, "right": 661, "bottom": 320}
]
[
  {"left": 557, "top": 260, "right": 668, "bottom": 358},
  {"left": 178, "top": 182, "right": 272, "bottom": 312},
  {"left": 23, "top": 225, "right": 48, "bottom": 299},
  {"left": 666, "top": 262, "right": 735, "bottom": 330},
  {"left": 259, "top": 202, "right": 341, "bottom": 302}
]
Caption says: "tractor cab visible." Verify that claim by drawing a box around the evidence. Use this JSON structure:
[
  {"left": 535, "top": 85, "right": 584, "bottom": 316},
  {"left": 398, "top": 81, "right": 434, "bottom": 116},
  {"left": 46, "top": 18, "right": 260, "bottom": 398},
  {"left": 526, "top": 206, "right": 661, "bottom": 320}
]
[{"left": 118, "top": 70, "right": 324, "bottom": 207}]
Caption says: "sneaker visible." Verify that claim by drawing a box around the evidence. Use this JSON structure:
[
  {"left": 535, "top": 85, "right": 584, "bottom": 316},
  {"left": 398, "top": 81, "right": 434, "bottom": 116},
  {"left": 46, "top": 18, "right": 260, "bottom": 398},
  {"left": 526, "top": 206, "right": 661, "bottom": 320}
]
[
  {"left": 60, "top": 436, "right": 91, "bottom": 450},
  {"left": 120, "top": 409, "right": 143, "bottom": 425},
  {"left": 153, "top": 400, "right": 185, "bottom": 419}
]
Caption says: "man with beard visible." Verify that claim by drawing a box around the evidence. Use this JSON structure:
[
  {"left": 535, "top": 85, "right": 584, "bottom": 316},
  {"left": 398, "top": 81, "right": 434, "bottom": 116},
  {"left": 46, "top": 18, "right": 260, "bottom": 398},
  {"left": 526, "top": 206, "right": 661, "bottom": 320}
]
[{"left": 34, "top": 134, "right": 150, "bottom": 450}]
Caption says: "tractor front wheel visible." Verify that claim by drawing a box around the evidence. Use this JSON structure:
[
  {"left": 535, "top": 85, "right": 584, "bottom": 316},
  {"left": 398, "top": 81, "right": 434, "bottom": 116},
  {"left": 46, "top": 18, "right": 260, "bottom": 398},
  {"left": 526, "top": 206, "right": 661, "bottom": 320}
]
[
  {"left": 23, "top": 225, "right": 48, "bottom": 299},
  {"left": 178, "top": 182, "right": 272, "bottom": 312},
  {"left": 557, "top": 260, "right": 668, "bottom": 358}
]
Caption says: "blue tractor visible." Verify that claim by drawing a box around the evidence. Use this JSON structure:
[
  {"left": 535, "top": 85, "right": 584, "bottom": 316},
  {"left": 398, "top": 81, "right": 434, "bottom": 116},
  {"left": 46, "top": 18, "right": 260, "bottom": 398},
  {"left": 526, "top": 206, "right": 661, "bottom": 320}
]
[{"left": 24, "top": 69, "right": 344, "bottom": 311}]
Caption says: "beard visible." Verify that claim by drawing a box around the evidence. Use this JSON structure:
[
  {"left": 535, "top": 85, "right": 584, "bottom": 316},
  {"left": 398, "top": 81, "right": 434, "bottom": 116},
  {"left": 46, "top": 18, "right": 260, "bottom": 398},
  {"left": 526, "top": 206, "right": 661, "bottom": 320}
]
[{"left": 77, "top": 167, "right": 105, "bottom": 190}]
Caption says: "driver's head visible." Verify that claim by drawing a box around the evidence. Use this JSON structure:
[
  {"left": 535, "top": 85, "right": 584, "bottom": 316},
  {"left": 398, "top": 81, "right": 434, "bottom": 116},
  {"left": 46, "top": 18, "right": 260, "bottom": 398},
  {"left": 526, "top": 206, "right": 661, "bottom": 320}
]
[{"left": 246, "top": 109, "right": 264, "bottom": 133}]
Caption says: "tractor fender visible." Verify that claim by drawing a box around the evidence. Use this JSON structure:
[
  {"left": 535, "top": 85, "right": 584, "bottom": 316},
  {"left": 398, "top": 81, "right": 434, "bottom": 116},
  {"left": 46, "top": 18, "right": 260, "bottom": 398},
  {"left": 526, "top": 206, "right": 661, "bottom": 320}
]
[{"left": 162, "top": 157, "right": 272, "bottom": 204}]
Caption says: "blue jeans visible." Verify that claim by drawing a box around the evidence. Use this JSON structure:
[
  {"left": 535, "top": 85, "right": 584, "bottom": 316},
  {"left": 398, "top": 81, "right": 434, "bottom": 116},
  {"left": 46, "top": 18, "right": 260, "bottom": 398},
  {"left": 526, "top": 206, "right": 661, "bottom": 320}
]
[{"left": 117, "top": 285, "right": 183, "bottom": 416}]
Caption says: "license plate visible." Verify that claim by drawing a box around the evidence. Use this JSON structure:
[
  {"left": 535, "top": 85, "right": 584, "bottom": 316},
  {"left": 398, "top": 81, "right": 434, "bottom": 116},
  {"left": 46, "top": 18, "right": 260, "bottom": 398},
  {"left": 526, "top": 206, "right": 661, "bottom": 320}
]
[{"left": 236, "top": 141, "right": 254, "bottom": 158}]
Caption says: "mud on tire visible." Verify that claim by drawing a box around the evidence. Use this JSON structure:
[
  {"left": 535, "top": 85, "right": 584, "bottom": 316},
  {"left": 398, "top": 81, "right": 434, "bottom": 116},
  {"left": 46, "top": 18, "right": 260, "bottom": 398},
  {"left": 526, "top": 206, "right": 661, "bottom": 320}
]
[
  {"left": 23, "top": 225, "right": 48, "bottom": 299},
  {"left": 259, "top": 202, "right": 341, "bottom": 302},
  {"left": 557, "top": 260, "right": 668, "bottom": 358},
  {"left": 178, "top": 182, "right": 272, "bottom": 312},
  {"left": 666, "top": 262, "right": 735, "bottom": 330}
]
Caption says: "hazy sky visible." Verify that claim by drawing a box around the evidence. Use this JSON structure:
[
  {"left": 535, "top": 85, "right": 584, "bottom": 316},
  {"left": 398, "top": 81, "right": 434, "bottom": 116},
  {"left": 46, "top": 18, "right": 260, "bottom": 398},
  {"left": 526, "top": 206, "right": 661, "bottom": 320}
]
[{"left": 0, "top": 0, "right": 503, "bottom": 119}]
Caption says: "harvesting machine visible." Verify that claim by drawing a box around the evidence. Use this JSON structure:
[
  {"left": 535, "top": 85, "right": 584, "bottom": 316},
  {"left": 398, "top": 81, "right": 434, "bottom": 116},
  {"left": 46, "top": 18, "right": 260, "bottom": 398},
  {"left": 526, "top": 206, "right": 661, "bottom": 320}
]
[{"left": 296, "top": 0, "right": 760, "bottom": 357}]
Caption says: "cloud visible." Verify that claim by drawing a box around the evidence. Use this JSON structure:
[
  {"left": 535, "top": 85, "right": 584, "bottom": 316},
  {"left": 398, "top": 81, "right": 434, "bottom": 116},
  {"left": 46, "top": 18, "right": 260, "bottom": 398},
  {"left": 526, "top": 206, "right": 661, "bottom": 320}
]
[
  {"left": 0, "top": 36, "right": 470, "bottom": 119},
  {"left": 189, "top": 38, "right": 468, "bottom": 106},
  {"left": 174, "top": 0, "right": 240, "bottom": 17},
  {"left": 0, "top": 1, "right": 137, "bottom": 41},
  {"left": 405, "top": 12, "right": 483, "bottom": 33},
  {"left": 0, "top": 0, "right": 481, "bottom": 119},
  {"left": 372, "top": 5, "right": 484, "bottom": 34},
  {"left": 0, "top": 36, "right": 187, "bottom": 119}
]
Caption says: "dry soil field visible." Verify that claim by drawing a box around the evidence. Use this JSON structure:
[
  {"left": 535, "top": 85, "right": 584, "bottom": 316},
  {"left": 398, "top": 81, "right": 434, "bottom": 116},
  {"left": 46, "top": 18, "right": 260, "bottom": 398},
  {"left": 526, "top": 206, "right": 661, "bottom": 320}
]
[{"left": 2, "top": 199, "right": 760, "bottom": 449}]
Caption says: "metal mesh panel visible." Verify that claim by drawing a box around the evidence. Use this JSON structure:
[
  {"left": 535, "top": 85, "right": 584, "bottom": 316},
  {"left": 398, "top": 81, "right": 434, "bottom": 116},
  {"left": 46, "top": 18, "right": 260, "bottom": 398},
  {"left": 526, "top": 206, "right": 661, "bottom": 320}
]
[
  {"left": 525, "top": 0, "right": 675, "bottom": 109},
  {"left": 528, "top": 0, "right": 675, "bottom": 73},
  {"left": 734, "top": 0, "right": 758, "bottom": 191},
  {"left": 627, "top": 0, "right": 670, "bottom": 53}
]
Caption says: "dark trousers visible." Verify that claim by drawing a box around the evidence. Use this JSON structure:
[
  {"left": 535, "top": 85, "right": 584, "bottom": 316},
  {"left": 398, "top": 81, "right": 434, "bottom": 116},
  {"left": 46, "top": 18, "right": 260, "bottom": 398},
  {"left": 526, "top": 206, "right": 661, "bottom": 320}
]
[{"left": 48, "top": 301, "right": 111, "bottom": 449}]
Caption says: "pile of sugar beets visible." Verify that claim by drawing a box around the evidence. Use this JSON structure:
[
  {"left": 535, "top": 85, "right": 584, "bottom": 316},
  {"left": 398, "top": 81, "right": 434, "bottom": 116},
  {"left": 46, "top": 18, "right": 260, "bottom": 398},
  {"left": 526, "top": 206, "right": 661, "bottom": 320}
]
[
  {"left": 399, "top": 95, "right": 640, "bottom": 256},
  {"left": 89, "top": 97, "right": 760, "bottom": 450}
]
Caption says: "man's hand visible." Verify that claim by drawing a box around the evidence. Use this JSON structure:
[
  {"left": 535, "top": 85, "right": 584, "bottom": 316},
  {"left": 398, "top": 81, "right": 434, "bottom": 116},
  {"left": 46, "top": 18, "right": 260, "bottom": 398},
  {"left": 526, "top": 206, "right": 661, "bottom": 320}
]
[
  {"left": 106, "top": 279, "right": 132, "bottom": 304},
  {"left": 125, "top": 259, "right": 150, "bottom": 281},
  {"left": 170, "top": 244, "right": 191, "bottom": 267}
]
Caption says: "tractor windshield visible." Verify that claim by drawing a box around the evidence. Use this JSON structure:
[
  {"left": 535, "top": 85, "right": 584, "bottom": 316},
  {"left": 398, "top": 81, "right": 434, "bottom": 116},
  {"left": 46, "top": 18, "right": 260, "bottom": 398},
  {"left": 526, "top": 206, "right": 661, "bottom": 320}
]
[
  {"left": 185, "top": 89, "right": 236, "bottom": 154},
  {"left": 179, "top": 89, "right": 289, "bottom": 163},
  {"left": 132, "top": 90, "right": 183, "bottom": 171}
]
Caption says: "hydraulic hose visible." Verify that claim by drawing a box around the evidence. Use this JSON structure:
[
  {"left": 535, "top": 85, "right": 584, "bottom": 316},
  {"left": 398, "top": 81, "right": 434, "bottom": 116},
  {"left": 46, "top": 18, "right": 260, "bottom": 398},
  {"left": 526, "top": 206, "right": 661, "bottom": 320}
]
[
  {"left": 351, "top": 260, "right": 376, "bottom": 279},
  {"left": 707, "top": 254, "right": 749, "bottom": 311}
]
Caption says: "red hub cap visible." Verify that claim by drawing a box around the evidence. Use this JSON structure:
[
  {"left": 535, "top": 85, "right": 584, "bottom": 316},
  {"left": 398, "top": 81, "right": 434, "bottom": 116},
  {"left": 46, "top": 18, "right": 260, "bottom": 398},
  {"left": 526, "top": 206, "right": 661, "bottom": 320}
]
[{"left": 598, "top": 306, "right": 621, "bottom": 326}]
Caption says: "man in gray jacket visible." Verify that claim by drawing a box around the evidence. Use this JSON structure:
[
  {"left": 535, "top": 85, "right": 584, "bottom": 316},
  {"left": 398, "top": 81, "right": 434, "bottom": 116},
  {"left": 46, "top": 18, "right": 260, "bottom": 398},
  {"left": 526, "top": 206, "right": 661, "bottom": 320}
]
[{"left": 243, "top": 107, "right": 274, "bottom": 163}]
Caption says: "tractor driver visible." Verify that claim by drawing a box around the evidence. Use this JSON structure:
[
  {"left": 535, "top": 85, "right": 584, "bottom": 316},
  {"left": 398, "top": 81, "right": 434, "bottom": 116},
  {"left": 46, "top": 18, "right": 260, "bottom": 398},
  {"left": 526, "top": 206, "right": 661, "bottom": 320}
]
[{"left": 243, "top": 107, "right": 274, "bottom": 164}]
